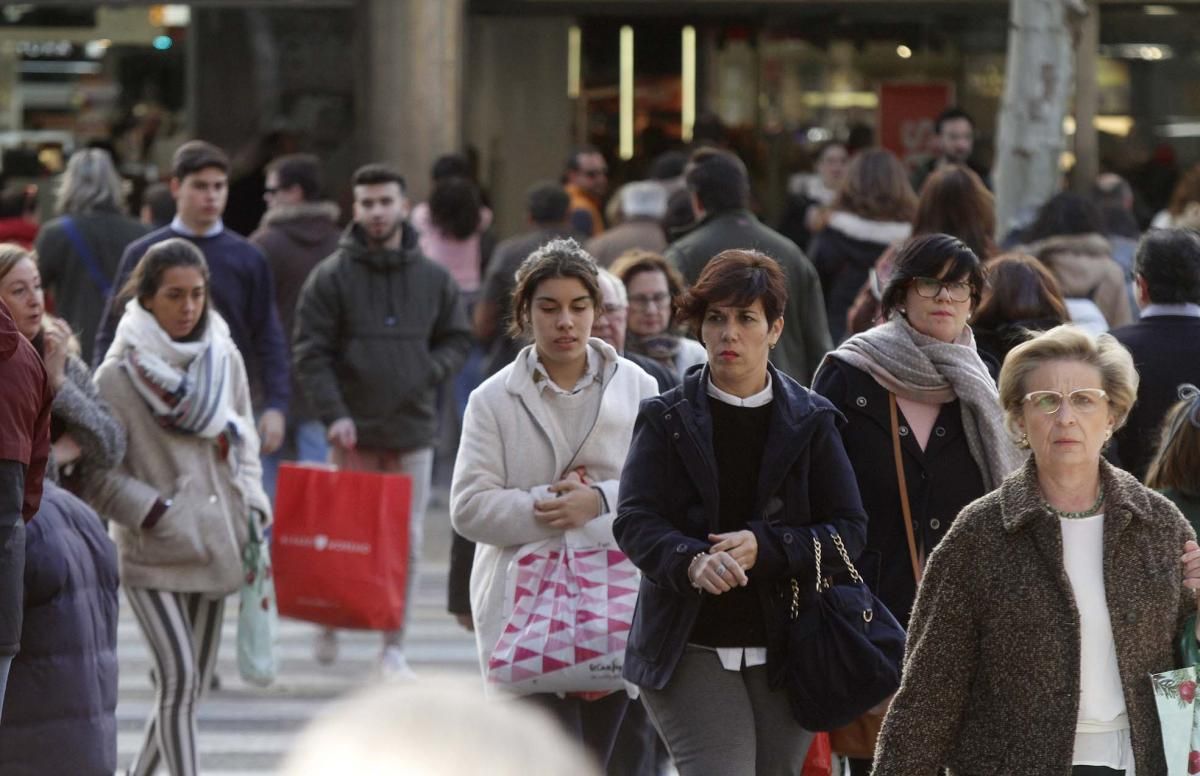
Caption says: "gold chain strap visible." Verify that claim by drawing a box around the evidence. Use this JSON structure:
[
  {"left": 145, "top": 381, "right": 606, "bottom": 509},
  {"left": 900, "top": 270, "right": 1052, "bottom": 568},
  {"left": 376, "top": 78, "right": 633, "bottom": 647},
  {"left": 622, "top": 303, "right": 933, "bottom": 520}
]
[{"left": 789, "top": 529, "right": 870, "bottom": 622}]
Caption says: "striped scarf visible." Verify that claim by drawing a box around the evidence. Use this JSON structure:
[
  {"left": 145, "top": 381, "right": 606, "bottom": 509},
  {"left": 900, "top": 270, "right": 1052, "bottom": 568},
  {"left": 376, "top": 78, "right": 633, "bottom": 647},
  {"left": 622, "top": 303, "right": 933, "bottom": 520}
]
[{"left": 108, "top": 298, "right": 248, "bottom": 456}]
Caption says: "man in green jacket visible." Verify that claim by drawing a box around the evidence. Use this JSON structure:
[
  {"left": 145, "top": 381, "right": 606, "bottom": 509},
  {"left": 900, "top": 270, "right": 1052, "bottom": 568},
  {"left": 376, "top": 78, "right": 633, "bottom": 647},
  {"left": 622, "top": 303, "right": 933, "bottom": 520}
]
[
  {"left": 665, "top": 149, "right": 832, "bottom": 385},
  {"left": 293, "top": 163, "right": 471, "bottom": 679}
]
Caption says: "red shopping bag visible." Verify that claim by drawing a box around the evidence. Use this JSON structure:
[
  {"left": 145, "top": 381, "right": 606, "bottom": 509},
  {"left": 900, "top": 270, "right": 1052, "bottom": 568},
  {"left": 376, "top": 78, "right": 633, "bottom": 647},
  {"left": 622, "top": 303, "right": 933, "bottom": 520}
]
[
  {"left": 802, "top": 733, "right": 833, "bottom": 776},
  {"left": 272, "top": 463, "right": 411, "bottom": 630}
]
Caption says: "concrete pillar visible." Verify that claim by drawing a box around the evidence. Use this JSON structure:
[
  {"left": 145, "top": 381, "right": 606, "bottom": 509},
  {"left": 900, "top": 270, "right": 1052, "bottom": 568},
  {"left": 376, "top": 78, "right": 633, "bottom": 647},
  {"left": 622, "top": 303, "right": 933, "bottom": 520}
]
[
  {"left": 463, "top": 15, "right": 573, "bottom": 237},
  {"left": 362, "top": 0, "right": 466, "bottom": 202}
]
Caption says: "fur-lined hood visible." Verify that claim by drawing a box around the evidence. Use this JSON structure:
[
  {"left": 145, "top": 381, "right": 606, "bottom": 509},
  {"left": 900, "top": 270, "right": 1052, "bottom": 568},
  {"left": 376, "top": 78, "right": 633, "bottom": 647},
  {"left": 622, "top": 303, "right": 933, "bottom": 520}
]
[
  {"left": 1023, "top": 231, "right": 1112, "bottom": 262},
  {"left": 826, "top": 210, "right": 912, "bottom": 246},
  {"left": 257, "top": 201, "right": 340, "bottom": 246}
]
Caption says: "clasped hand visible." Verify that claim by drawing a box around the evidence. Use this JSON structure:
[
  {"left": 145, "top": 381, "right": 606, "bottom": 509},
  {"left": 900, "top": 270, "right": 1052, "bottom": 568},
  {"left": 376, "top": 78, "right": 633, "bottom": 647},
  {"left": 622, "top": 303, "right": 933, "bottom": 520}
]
[
  {"left": 689, "top": 530, "right": 758, "bottom": 595},
  {"left": 534, "top": 468, "right": 602, "bottom": 530}
]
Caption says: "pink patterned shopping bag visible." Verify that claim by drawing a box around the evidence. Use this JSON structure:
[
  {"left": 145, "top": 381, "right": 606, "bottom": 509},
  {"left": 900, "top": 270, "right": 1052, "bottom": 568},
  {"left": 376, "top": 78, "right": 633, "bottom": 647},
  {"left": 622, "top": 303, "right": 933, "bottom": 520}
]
[{"left": 487, "top": 533, "right": 640, "bottom": 693}]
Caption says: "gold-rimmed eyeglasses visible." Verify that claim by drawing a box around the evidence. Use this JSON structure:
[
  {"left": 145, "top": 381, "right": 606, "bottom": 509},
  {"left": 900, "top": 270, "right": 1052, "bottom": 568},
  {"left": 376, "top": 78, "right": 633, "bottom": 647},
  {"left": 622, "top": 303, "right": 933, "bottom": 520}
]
[{"left": 1022, "top": 388, "right": 1109, "bottom": 415}]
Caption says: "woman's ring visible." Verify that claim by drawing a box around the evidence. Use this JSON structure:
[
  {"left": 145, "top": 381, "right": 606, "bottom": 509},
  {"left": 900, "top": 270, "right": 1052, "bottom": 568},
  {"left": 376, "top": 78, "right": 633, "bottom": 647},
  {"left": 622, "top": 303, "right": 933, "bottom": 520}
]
[{"left": 717, "top": 564, "right": 727, "bottom": 576}]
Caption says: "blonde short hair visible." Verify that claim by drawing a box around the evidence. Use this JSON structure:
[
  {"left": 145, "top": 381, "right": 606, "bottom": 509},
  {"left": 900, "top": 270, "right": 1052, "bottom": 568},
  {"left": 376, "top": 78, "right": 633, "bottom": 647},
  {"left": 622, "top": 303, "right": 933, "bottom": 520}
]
[
  {"left": 998, "top": 324, "right": 1138, "bottom": 442},
  {"left": 279, "top": 677, "right": 600, "bottom": 776}
]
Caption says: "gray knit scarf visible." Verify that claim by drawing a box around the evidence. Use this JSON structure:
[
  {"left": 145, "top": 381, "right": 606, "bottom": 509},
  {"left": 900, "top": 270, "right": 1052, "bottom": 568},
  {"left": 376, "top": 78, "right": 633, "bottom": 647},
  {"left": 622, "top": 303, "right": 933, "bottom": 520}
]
[{"left": 818, "top": 316, "right": 1025, "bottom": 490}]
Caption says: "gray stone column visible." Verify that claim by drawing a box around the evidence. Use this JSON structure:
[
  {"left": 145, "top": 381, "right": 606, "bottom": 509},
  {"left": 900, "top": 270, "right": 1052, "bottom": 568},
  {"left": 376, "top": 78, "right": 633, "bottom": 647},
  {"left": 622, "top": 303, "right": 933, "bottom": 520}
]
[{"left": 362, "top": 0, "right": 466, "bottom": 202}]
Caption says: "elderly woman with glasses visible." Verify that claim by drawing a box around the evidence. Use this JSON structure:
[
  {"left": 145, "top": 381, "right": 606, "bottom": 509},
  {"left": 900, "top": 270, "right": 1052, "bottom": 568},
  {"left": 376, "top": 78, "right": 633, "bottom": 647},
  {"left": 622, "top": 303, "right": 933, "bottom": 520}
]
[
  {"left": 874, "top": 325, "right": 1200, "bottom": 776},
  {"left": 610, "top": 250, "right": 706, "bottom": 382}
]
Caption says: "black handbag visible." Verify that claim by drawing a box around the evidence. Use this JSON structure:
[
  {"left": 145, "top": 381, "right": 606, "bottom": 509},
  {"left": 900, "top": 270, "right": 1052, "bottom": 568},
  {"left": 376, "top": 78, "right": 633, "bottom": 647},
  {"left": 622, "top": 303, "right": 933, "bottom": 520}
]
[{"left": 778, "top": 524, "right": 906, "bottom": 731}]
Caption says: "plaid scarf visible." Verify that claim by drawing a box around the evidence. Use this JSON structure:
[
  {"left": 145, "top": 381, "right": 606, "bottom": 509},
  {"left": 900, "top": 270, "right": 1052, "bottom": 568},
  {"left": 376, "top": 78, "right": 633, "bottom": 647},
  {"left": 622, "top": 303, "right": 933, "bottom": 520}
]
[
  {"left": 109, "top": 298, "right": 247, "bottom": 457},
  {"left": 818, "top": 316, "right": 1026, "bottom": 490}
]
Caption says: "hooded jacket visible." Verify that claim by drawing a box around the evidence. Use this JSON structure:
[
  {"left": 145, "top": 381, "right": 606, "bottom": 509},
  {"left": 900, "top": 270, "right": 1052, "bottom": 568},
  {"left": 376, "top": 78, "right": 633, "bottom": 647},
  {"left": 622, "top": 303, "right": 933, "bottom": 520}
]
[
  {"left": 250, "top": 201, "right": 342, "bottom": 423},
  {"left": 293, "top": 222, "right": 471, "bottom": 451},
  {"left": 1025, "top": 233, "right": 1133, "bottom": 329}
]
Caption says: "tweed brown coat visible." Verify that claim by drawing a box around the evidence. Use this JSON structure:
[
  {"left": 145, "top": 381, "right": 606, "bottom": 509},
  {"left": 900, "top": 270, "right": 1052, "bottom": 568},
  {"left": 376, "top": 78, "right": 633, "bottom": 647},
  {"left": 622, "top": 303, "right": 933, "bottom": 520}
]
[{"left": 873, "top": 457, "right": 1195, "bottom": 775}]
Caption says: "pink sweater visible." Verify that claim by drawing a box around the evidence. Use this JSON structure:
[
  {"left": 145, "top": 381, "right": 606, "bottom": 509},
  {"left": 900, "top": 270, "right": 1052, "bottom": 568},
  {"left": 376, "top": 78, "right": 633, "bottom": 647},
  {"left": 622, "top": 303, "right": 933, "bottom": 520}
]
[{"left": 410, "top": 203, "right": 492, "bottom": 294}]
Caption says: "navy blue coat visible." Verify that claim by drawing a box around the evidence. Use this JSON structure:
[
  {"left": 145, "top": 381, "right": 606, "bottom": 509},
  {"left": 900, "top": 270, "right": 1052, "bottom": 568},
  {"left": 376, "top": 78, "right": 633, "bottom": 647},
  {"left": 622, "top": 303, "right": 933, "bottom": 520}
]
[
  {"left": 0, "top": 481, "right": 119, "bottom": 776},
  {"left": 614, "top": 364, "right": 869, "bottom": 690}
]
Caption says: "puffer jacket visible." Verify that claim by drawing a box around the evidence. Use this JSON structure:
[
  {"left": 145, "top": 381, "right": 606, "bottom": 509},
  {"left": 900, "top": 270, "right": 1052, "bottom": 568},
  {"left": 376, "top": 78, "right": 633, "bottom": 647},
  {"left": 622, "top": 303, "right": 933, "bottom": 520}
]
[
  {"left": 1025, "top": 233, "right": 1133, "bottom": 329},
  {"left": 0, "top": 481, "right": 119, "bottom": 776},
  {"left": 293, "top": 223, "right": 472, "bottom": 450}
]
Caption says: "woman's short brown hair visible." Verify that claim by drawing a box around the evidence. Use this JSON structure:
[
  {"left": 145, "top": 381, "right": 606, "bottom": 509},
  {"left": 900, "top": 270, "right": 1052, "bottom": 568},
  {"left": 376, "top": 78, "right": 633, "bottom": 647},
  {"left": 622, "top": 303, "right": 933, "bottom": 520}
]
[
  {"left": 998, "top": 325, "right": 1139, "bottom": 442},
  {"left": 1145, "top": 387, "right": 1200, "bottom": 495},
  {"left": 675, "top": 250, "right": 788, "bottom": 338},
  {"left": 508, "top": 238, "right": 602, "bottom": 340}
]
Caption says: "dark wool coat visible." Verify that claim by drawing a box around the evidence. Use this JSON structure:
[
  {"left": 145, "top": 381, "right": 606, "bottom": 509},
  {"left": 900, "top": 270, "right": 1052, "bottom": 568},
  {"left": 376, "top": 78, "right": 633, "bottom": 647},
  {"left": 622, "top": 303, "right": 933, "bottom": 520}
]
[
  {"left": 874, "top": 458, "right": 1195, "bottom": 776},
  {"left": 0, "top": 482, "right": 119, "bottom": 776},
  {"left": 812, "top": 357, "right": 989, "bottom": 628},
  {"left": 614, "top": 364, "right": 868, "bottom": 690}
]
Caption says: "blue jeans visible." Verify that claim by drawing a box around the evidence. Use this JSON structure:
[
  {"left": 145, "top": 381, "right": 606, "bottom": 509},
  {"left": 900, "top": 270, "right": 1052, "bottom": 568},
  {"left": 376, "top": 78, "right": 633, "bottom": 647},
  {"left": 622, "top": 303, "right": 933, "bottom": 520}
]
[{"left": 260, "top": 419, "right": 330, "bottom": 504}]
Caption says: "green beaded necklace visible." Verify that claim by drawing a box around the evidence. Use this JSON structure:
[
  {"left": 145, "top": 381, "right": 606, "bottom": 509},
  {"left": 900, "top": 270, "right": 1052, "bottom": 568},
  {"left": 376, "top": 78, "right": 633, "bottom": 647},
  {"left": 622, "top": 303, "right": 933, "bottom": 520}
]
[{"left": 1043, "top": 484, "right": 1106, "bottom": 520}]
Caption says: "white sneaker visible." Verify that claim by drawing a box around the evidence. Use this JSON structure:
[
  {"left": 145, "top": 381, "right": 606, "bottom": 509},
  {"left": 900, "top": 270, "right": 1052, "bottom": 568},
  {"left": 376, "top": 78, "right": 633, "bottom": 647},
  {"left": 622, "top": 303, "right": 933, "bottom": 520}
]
[
  {"left": 314, "top": 628, "right": 338, "bottom": 666},
  {"left": 380, "top": 646, "right": 417, "bottom": 681}
]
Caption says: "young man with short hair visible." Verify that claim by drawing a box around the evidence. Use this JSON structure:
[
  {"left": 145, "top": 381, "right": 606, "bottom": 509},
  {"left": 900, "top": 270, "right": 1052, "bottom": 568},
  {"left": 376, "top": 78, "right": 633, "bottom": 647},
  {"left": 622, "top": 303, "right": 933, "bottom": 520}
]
[
  {"left": 294, "top": 163, "right": 470, "bottom": 678},
  {"left": 250, "top": 154, "right": 342, "bottom": 497},
  {"left": 563, "top": 146, "right": 608, "bottom": 237},
  {"left": 94, "top": 140, "right": 290, "bottom": 454}
]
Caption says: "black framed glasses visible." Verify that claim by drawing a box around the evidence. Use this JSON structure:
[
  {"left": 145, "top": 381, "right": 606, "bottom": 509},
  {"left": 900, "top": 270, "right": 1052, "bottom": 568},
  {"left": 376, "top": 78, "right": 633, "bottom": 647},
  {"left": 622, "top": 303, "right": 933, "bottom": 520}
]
[
  {"left": 1022, "top": 388, "right": 1109, "bottom": 415},
  {"left": 911, "top": 277, "right": 972, "bottom": 303},
  {"left": 628, "top": 292, "right": 671, "bottom": 310}
]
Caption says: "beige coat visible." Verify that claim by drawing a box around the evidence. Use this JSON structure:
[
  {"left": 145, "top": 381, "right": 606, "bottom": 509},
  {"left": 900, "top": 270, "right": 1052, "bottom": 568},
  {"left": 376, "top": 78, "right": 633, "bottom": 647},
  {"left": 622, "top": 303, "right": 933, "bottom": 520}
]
[
  {"left": 874, "top": 458, "right": 1194, "bottom": 775},
  {"left": 93, "top": 351, "right": 269, "bottom": 594},
  {"left": 1026, "top": 233, "right": 1133, "bottom": 329}
]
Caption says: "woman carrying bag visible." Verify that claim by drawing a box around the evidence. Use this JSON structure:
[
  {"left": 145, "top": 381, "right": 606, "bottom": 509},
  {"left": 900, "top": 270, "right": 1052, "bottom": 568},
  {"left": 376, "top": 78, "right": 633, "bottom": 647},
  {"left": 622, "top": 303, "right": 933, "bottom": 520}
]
[
  {"left": 94, "top": 238, "right": 271, "bottom": 776},
  {"left": 614, "top": 250, "right": 870, "bottom": 776},
  {"left": 812, "top": 233, "right": 1025, "bottom": 774},
  {"left": 450, "top": 239, "right": 657, "bottom": 771}
]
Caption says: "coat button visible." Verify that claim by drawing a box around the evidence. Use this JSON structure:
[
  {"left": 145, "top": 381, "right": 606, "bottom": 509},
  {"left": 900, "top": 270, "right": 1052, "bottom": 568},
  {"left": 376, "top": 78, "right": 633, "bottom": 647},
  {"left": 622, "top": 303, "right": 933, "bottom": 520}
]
[
  {"left": 783, "top": 532, "right": 793, "bottom": 544},
  {"left": 899, "top": 426, "right": 909, "bottom": 436},
  {"left": 664, "top": 413, "right": 671, "bottom": 420},
  {"left": 929, "top": 519, "right": 941, "bottom": 530},
  {"left": 1125, "top": 612, "right": 1138, "bottom": 624},
  {"left": 855, "top": 396, "right": 867, "bottom": 407},
  {"left": 675, "top": 543, "right": 688, "bottom": 553},
  {"left": 209, "top": 495, "right": 218, "bottom": 504},
  {"left": 935, "top": 427, "right": 946, "bottom": 437},
  {"left": 673, "top": 432, "right": 680, "bottom": 440}
]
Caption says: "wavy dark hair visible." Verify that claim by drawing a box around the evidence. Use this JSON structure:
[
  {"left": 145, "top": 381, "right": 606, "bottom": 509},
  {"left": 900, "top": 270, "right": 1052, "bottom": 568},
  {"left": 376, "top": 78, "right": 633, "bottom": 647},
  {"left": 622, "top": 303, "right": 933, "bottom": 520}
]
[
  {"left": 913, "top": 165, "right": 996, "bottom": 260},
  {"left": 973, "top": 253, "right": 1069, "bottom": 330},
  {"left": 675, "top": 249, "right": 788, "bottom": 338},
  {"left": 429, "top": 176, "right": 483, "bottom": 240},
  {"left": 833, "top": 148, "right": 918, "bottom": 223},
  {"left": 1025, "top": 192, "right": 1104, "bottom": 242}
]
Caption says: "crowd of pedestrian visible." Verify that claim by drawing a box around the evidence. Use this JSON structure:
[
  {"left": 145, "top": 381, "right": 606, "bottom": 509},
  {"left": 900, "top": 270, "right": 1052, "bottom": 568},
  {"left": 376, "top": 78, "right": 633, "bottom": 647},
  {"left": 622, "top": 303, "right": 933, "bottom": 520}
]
[{"left": 2, "top": 107, "right": 1200, "bottom": 776}]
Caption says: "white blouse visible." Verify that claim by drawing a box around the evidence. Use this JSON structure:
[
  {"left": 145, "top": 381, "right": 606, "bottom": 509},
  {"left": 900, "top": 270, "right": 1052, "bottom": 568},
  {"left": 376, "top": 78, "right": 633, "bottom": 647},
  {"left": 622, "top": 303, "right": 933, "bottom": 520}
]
[{"left": 1060, "top": 513, "right": 1135, "bottom": 774}]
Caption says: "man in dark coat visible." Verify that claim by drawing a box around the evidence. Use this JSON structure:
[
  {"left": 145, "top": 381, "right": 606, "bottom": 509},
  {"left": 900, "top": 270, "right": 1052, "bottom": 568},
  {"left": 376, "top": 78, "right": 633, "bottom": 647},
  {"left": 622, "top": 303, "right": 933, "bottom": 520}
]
[
  {"left": 0, "top": 481, "right": 119, "bottom": 776},
  {"left": 665, "top": 148, "right": 832, "bottom": 385},
  {"left": 293, "top": 163, "right": 470, "bottom": 677},
  {"left": 250, "top": 153, "right": 342, "bottom": 499},
  {"left": 1112, "top": 227, "right": 1200, "bottom": 479},
  {"left": 0, "top": 299, "right": 51, "bottom": 718}
]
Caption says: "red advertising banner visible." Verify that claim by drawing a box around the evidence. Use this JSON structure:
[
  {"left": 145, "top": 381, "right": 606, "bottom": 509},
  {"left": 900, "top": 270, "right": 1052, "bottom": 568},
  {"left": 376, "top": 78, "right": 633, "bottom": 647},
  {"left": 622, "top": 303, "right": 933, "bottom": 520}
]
[{"left": 878, "top": 82, "right": 955, "bottom": 172}]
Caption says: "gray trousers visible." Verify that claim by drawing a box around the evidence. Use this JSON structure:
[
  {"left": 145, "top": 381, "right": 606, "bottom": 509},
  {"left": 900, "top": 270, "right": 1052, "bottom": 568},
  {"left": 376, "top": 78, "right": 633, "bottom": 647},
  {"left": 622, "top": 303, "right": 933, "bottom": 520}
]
[{"left": 641, "top": 645, "right": 814, "bottom": 776}]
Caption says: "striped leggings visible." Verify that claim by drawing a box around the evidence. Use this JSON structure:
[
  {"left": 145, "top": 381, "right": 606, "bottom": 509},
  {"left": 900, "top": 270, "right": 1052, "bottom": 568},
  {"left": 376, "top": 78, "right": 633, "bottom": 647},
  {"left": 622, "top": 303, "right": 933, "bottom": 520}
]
[{"left": 125, "top": 588, "right": 225, "bottom": 776}]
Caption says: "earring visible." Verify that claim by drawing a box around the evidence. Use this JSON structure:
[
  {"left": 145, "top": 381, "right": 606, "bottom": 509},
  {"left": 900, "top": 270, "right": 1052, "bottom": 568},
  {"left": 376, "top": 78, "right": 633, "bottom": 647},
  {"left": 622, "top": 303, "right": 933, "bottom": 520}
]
[
  {"left": 1105, "top": 429, "right": 1113, "bottom": 440},
  {"left": 898, "top": 307, "right": 907, "bottom": 316},
  {"left": 1019, "top": 432, "right": 1028, "bottom": 448},
  {"left": 769, "top": 341, "right": 777, "bottom": 350}
]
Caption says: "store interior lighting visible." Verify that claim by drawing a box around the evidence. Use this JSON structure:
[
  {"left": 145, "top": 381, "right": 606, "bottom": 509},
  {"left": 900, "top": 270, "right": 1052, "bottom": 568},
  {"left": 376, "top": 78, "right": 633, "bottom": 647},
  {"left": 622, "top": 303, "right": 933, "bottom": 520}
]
[
  {"left": 567, "top": 25, "right": 581, "bottom": 99},
  {"left": 619, "top": 25, "right": 634, "bottom": 160},
  {"left": 682, "top": 26, "right": 696, "bottom": 143}
]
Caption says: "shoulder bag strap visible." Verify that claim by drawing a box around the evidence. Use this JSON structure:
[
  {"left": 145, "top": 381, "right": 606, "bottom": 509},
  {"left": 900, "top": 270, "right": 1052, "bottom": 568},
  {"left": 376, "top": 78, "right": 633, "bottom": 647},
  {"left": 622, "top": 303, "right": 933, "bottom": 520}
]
[
  {"left": 61, "top": 216, "right": 113, "bottom": 298},
  {"left": 889, "top": 392, "right": 923, "bottom": 584}
]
